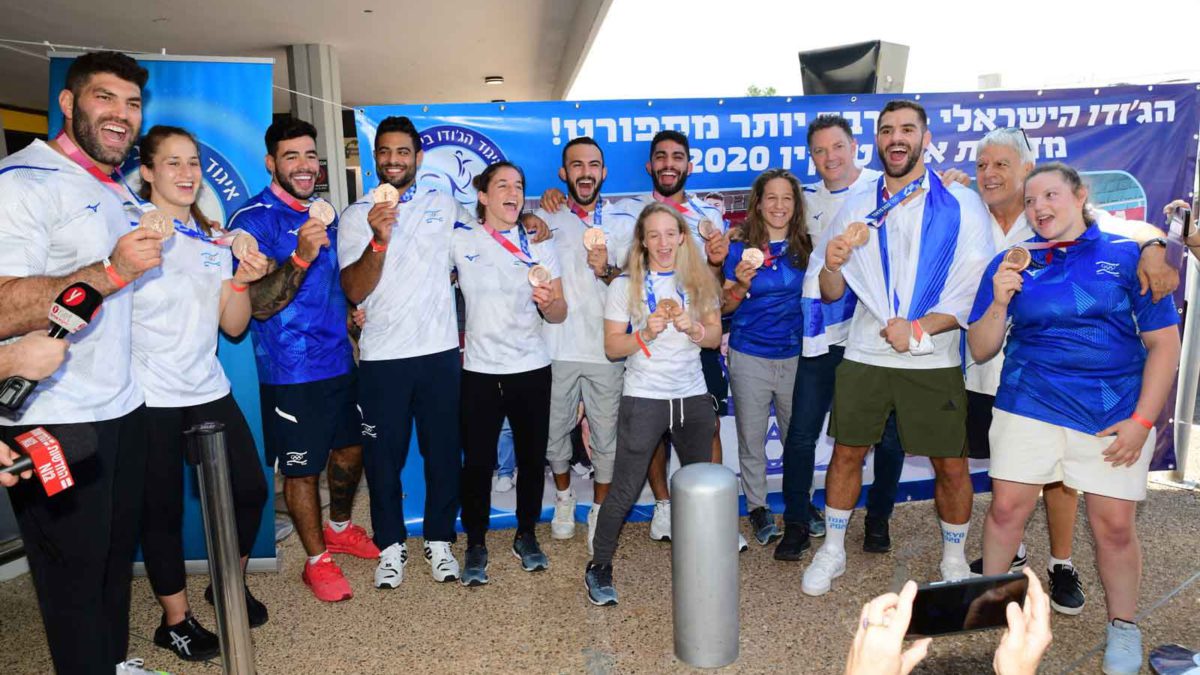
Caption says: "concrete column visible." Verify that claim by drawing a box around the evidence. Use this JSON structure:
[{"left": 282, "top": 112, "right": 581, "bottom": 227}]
[{"left": 286, "top": 44, "right": 348, "bottom": 210}]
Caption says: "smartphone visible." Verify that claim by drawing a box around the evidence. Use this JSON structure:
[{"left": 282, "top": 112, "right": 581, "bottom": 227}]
[
  {"left": 1168, "top": 205, "right": 1192, "bottom": 241},
  {"left": 905, "top": 572, "right": 1028, "bottom": 638}
]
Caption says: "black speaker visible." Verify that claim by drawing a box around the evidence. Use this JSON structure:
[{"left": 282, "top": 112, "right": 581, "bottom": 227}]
[{"left": 799, "top": 41, "right": 909, "bottom": 95}]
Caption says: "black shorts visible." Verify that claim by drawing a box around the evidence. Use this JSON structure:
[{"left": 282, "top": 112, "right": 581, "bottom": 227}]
[
  {"left": 260, "top": 371, "right": 361, "bottom": 477},
  {"left": 966, "top": 390, "right": 996, "bottom": 460},
  {"left": 700, "top": 347, "right": 729, "bottom": 416}
]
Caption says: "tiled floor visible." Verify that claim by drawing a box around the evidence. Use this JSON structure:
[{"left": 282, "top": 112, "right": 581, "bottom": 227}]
[{"left": 2, "top": 482, "right": 1198, "bottom": 674}]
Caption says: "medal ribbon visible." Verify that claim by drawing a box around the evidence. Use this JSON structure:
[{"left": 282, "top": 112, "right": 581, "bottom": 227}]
[
  {"left": 568, "top": 197, "right": 602, "bottom": 226},
  {"left": 399, "top": 184, "right": 417, "bottom": 204},
  {"left": 1019, "top": 240, "right": 1079, "bottom": 264},
  {"left": 481, "top": 222, "right": 535, "bottom": 266},
  {"left": 652, "top": 192, "right": 691, "bottom": 215},
  {"left": 874, "top": 174, "right": 926, "bottom": 317},
  {"left": 761, "top": 242, "right": 786, "bottom": 268},
  {"left": 269, "top": 182, "right": 309, "bottom": 212},
  {"left": 54, "top": 131, "right": 141, "bottom": 208},
  {"left": 643, "top": 270, "right": 686, "bottom": 314}
]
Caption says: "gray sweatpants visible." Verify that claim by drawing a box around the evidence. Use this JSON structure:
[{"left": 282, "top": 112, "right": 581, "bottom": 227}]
[
  {"left": 547, "top": 360, "right": 623, "bottom": 483},
  {"left": 727, "top": 349, "right": 797, "bottom": 511},
  {"left": 591, "top": 394, "right": 716, "bottom": 565}
]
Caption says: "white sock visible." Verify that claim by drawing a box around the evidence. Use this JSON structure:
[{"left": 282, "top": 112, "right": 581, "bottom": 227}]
[
  {"left": 307, "top": 551, "right": 327, "bottom": 565},
  {"left": 1016, "top": 542, "right": 1027, "bottom": 559},
  {"left": 328, "top": 519, "right": 350, "bottom": 533},
  {"left": 556, "top": 488, "right": 573, "bottom": 501},
  {"left": 1049, "top": 555, "right": 1073, "bottom": 570},
  {"left": 656, "top": 499, "right": 670, "bottom": 508},
  {"left": 823, "top": 507, "right": 852, "bottom": 552},
  {"left": 940, "top": 520, "right": 970, "bottom": 563}
]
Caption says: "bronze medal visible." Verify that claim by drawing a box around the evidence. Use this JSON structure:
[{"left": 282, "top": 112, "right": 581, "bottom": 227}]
[
  {"left": 845, "top": 221, "right": 870, "bottom": 248},
  {"left": 373, "top": 183, "right": 399, "bottom": 206},
  {"left": 583, "top": 227, "right": 607, "bottom": 251},
  {"left": 309, "top": 200, "right": 336, "bottom": 226},
  {"left": 657, "top": 298, "right": 682, "bottom": 319},
  {"left": 139, "top": 210, "right": 175, "bottom": 239},
  {"left": 742, "top": 248, "right": 765, "bottom": 269},
  {"left": 527, "top": 264, "right": 552, "bottom": 287},
  {"left": 1003, "top": 246, "right": 1031, "bottom": 272},
  {"left": 698, "top": 218, "right": 720, "bottom": 240},
  {"left": 231, "top": 232, "right": 259, "bottom": 260}
]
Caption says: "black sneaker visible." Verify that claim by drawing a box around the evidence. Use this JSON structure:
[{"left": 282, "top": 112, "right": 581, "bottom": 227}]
[
  {"left": 1048, "top": 564, "right": 1086, "bottom": 615},
  {"left": 153, "top": 613, "right": 220, "bottom": 662},
  {"left": 863, "top": 515, "right": 891, "bottom": 553},
  {"left": 512, "top": 531, "right": 549, "bottom": 572},
  {"left": 205, "top": 582, "right": 268, "bottom": 628},
  {"left": 748, "top": 507, "right": 782, "bottom": 546},
  {"left": 585, "top": 562, "right": 618, "bottom": 606},
  {"left": 462, "top": 544, "right": 489, "bottom": 586},
  {"left": 968, "top": 549, "right": 1029, "bottom": 575},
  {"left": 773, "top": 523, "right": 811, "bottom": 561}
]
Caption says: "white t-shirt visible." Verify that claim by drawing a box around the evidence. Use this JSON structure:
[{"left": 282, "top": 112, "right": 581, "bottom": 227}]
[
  {"left": 605, "top": 193, "right": 725, "bottom": 268},
  {"left": 132, "top": 222, "right": 233, "bottom": 407},
  {"left": 803, "top": 168, "right": 883, "bottom": 239},
  {"left": 536, "top": 204, "right": 613, "bottom": 365},
  {"left": 0, "top": 140, "right": 143, "bottom": 424},
  {"left": 604, "top": 273, "right": 708, "bottom": 400},
  {"left": 338, "top": 189, "right": 471, "bottom": 361},
  {"left": 450, "top": 220, "right": 562, "bottom": 374},
  {"left": 828, "top": 172, "right": 993, "bottom": 369},
  {"left": 964, "top": 211, "right": 1031, "bottom": 395}
]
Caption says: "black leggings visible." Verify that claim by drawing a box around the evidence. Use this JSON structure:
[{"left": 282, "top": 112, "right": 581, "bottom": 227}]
[
  {"left": 141, "top": 393, "right": 268, "bottom": 597},
  {"left": 459, "top": 367, "right": 552, "bottom": 545}
]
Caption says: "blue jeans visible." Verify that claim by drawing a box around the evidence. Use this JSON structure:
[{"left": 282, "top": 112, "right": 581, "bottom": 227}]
[
  {"left": 782, "top": 345, "right": 905, "bottom": 524},
  {"left": 497, "top": 417, "right": 515, "bottom": 478}
]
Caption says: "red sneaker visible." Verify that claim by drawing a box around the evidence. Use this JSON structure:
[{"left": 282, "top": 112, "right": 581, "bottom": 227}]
[
  {"left": 302, "top": 553, "right": 353, "bottom": 602},
  {"left": 323, "top": 522, "right": 381, "bottom": 559}
]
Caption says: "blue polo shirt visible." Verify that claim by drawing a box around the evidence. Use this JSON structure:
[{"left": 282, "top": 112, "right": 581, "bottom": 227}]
[
  {"left": 228, "top": 187, "right": 353, "bottom": 386},
  {"left": 968, "top": 225, "right": 1178, "bottom": 434},
  {"left": 723, "top": 240, "right": 805, "bottom": 359}
]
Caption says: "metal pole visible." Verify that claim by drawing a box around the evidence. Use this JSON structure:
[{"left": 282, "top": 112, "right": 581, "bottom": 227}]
[
  {"left": 186, "top": 422, "right": 255, "bottom": 674},
  {"left": 1174, "top": 254, "right": 1200, "bottom": 482},
  {"left": 671, "top": 463, "right": 739, "bottom": 669}
]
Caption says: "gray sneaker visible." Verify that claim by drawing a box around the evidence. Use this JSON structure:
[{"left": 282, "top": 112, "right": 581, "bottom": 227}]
[
  {"left": 585, "top": 562, "right": 618, "bottom": 606},
  {"left": 512, "top": 531, "right": 549, "bottom": 572},
  {"left": 748, "top": 507, "right": 782, "bottom": 546},
  {"left": 1103, "top": 620, "right": 1143, "bottom": 675},
  {"left": 461, "top": 544, "right": 489, "bottom": 587},
  {"left": 808, "top": 507, "right": 826, "bottom": 538}
]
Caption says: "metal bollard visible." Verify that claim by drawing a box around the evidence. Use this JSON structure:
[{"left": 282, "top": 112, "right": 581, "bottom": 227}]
[
  {"left": 186, "top": 422, "right": 256, "bottom": 674},
  {"left": 671, "top": 463, "right": 739, "bottom": 668},
  {"left": 1173, "top": 254, "right": 1199, "bottom": 482}
]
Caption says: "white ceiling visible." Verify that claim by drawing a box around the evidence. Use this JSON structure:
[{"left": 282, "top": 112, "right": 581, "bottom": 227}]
[{"left": 0, "top": 0, "right": 611, "bottom": 111}]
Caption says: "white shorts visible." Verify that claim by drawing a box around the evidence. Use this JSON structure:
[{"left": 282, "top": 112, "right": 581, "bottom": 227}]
[{"left": 988, "top": 409, "right": 1154, "bottom": 501}]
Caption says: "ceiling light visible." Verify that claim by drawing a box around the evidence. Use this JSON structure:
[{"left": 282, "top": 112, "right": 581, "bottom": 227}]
[{"left": 484, "top": 76, "right": 504, "bottom": 86}]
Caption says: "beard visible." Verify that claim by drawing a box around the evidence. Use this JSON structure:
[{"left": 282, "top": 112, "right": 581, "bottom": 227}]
[
  {"left": 379, "top": 163, "right": 417, "bottom": 191},
  {"left": 879, "top": 143, "right": 921, "bottom": 178},
  {"left": 651, "top": 168, "right": 687, "bottom": 198},
  {"left": 274, "top": 167, "right": 314, "bottom": 200},
  {"left": 567, "top": 175, "right": 603, "bottom": 206},
  {"left": 71, "top": 103, "right": 136, "bottom": 167}
]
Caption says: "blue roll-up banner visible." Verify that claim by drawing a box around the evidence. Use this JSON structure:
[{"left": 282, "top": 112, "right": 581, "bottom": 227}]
[
  {"left": 356, "top": 85, "right": 1198, "bottom": 531},
  {"left": 49, "top": 53, "right": 277, "bottom": 566}
]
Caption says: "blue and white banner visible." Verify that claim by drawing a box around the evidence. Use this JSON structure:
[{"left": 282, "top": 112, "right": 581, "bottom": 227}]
[
  {"left": 357, "top": 85, "right": 1197, "bottom": 530},
  {"left": 50, "top": 53, "right": 276, "bottom": 564}
]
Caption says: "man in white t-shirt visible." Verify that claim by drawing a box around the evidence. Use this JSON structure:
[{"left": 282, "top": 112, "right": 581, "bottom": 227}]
[
  {"left": 0, "top": 51, "right": 164, "bottom": 671},
  {"left": 339, "top": 116, "right": 475, "bottom": 589},
  {"left": 533, "top": 137, "right": 624, "bottom": 552},
  {"left": 804, "top": 100, "right": 993, "bottom": 596}
]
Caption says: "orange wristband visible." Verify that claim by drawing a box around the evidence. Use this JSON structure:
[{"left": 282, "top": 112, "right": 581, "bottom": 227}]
[
  {"left": 369, "top": 239, "right": 388, "bottom": 253},
  {"left": 634, "top": 330, "right": 652, "bottom": 358},
  {"left": 290, "top": 251, "right": 311, "bottom": 269},
  {"left": 1131, "top": 412, "right": 1154, "bottom": 429},
  {"left": 103, "top": 258, "right": 128, "bottom": 289},
  {"left": 230, "top": 281, "right": 248, "bottom": 293}
]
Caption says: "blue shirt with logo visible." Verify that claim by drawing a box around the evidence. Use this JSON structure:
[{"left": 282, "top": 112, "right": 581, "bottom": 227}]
[
  {"left": 228, "top": 187, "right": 352, "bottom": 386},
  {"left": 968, "top": 225, "right": 1178, "bottom": 434},
  {"left": 723, "top": 240, "right": 805, "bottom": 359}
]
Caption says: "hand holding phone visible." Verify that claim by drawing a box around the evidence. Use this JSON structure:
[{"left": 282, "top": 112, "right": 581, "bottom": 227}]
[{"left": 906, "top": 572, "right": 1028, "bottom": 638}]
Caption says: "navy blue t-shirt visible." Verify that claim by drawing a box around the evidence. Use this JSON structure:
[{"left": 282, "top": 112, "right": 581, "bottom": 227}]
[
  {"left": 228, "top": 186, "right": 353, "bottom": 386},
  {"left": 968, "top": 225, "right": 1178, "bottom": 434},
  {"left": 723, "top": 240, "right": 805, "bottom": 359}
]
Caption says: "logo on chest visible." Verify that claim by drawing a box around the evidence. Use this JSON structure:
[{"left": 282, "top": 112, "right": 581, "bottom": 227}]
[
  {"left": 201, "top": 252, "right": 222, "bottom": 268},
  {"left": 1095, "top": 261, "right": 1121, "bottom": 277}
]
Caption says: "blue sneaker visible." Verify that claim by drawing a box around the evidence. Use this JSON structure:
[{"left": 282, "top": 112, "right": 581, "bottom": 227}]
[
  {"left": 1103, "top": 620, "right": 1143, "bottom": 675},
  {"left": 461, "top": 544, "right": 489, "bottom": 587},
  {"left": 808, "top": 507, "right": 826, "bottom": 538},
  {"left": 512, "top": 531, "right": 549, "bottom": 572},
  {"left": 749, "top": 507, "right": 782, "bottom": 546},
  {"left": 585, "top": 562, "right": 618, "bottom": 606}
]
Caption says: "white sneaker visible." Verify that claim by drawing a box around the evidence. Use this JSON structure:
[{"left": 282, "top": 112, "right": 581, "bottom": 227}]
[
  {"left": 738, "top": 533, "right": 749, "bottom": 552},
  {"left": 493, "top": 474, "right": 514, "bottom": 493},
  {"left": 116, "top": 659, "right": 165, "bottom": 674},
  {"left": 650, "top": 500, "right": 671, "bottom": 541},
  {"left": 801, "top": 546, "right": 846, "bottom": 596},
  {"left": 940, "top": 557, "right": 971, "bottom": 582},
  {"left": 551, "top": 490, "right": 577, "bottom": 540},
  {"left": 424, "top": 541, "right": 460, "bottom": 583},
  {"left": 374, "top": 542, "right": 408, "bottom": 589},
  {"left": 587, "top": 503, "right": 599, "bottom": 556}
]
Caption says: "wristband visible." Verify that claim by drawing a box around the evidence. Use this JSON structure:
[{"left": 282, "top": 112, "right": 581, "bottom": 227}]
[
  {"left": 290, "top": 251, "right": 311, "bottom": 269},
  {"left": 230, "top": 281, "right": 248, "bottom": 293},
  {"left": 102, "top": 257, "right": 128, "bottom": 289},
  {"left": 369, "top": 239, "right": 388, "bottom": 253},
  {"left": 729, "top": 286, "right": 745, "bottom": 301},
  {"left": 1131, "top": 412, "right": 1154, "bottom": 429},
  {"left": 634, "top": 330, "right": 652, "bottom": 358},
  {"left": 822, "top": 264, "right": 840, "bottom": 275},
  {"left": 907, "top": 320, "right": 934, "bottom": 356},
  {"left": 690, "top": 322, "right": 707, "bottom": 344},
  {"left": 1139, "top": 237, "right": 1167, "bottom": 253}
]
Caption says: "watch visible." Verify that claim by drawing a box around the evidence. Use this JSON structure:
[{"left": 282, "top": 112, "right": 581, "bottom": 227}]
[{"left": 1139, "top": 237, "right": 1167, "bottom": 252}]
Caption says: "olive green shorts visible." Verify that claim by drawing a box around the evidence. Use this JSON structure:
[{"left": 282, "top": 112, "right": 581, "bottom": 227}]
[{"left": 828, "top": 359, "right": 967, "bottom": 458}]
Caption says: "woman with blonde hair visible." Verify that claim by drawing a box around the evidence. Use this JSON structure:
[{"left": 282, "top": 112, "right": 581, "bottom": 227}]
[{"left": 584, "top": 201, "right": 722, "bottom": 606}]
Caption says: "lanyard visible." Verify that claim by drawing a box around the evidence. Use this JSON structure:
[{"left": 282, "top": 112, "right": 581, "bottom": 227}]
[
  {"left": 762, "top": 241, "right": 786, "bottom": 268},
  {"left": 269, "top": 182, "right": 308, "bottom": 212},
  {"left": 868, "top": 174, "right": 924, "bottom": 225},
  {"left": 644, "top": 270, "right": 686, "bottom": 313},
  {"left": 399, "top": 184, "right": 417, "bottom": 204},
  {"left": 482, "top": 222, "right": 535, "bottom": 266},
  {"left": 1022, "top": 240, "right": 1080, "bottom": 265},
  {"left": 652, "top": 192, "right": 690, "bottom": 215},
  {"left": 54, "top": 132, "right": 142, "bottom": 209},
  {"left": 568, "top": 197, "right": 602, "bottom": 226}
]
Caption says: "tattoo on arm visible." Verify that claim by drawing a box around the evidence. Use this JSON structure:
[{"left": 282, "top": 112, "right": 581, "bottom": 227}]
[{"left": 249, "top": 259, "right": 307, "bottom": 321}]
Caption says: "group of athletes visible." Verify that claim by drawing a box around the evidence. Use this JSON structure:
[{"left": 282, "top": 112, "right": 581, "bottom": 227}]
[{"left": 0, "top": 51, "right": 1192, "bottom": 675}]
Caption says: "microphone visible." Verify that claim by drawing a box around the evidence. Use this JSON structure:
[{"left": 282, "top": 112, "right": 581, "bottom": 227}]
[
  {"left": 1, "top": 426, "right": 94, "bottom": 495},
  {"left": 0, "top": 282, "right": 103, "bottom": 413}
]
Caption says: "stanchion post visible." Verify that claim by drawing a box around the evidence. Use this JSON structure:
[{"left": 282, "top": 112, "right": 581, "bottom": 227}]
[
  {"left": 186, "top": 422, "right": 256, "bottom": 674},
  {"left": 671, "top": 463, "right": 740, "bottom": 669},
  {"left": 1174, "top": 255, "right": 1199, "bottom": 483}
]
